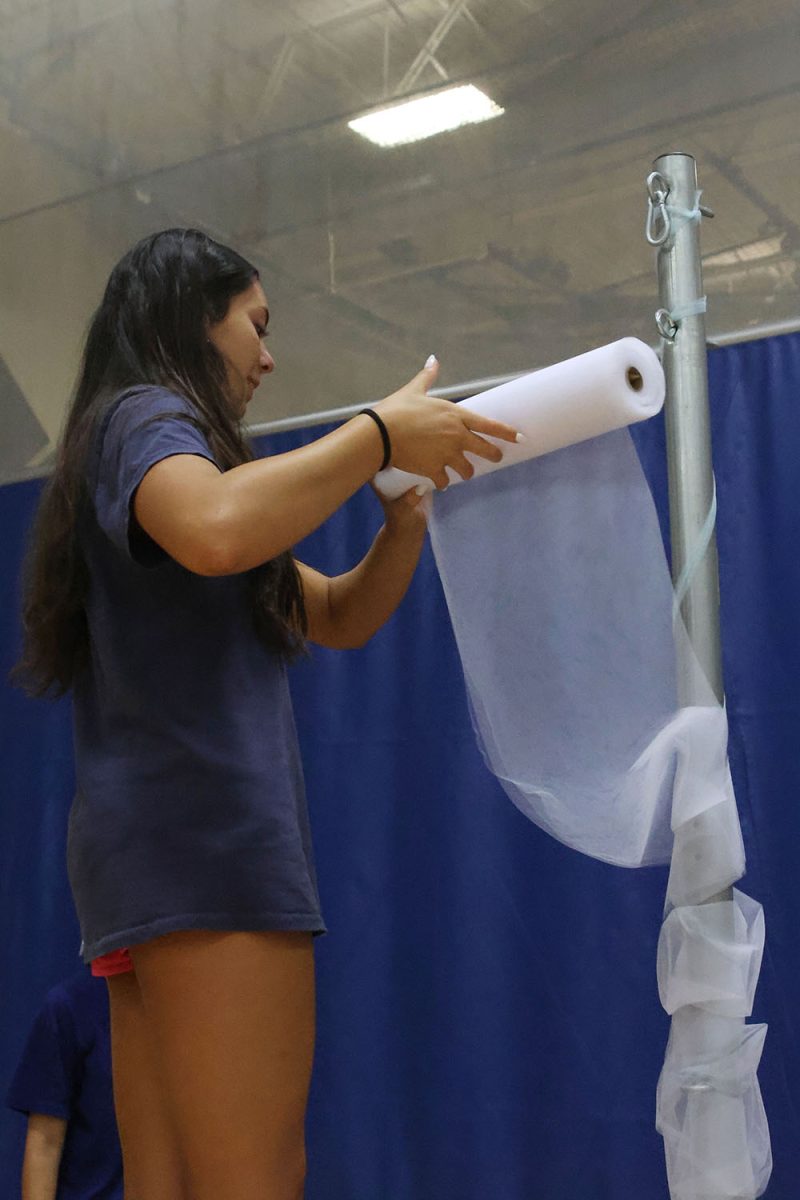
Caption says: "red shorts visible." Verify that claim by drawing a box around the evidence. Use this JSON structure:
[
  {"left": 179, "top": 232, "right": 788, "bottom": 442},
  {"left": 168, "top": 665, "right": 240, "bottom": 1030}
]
[{"left": 91, "top": 947, "right": 134, "bottom": 977}]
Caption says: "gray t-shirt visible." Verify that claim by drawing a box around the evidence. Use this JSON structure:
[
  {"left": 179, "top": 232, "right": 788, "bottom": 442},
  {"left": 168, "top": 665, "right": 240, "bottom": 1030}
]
[{"left": 67, "top": 386, "right": 324, "bottom": 962}]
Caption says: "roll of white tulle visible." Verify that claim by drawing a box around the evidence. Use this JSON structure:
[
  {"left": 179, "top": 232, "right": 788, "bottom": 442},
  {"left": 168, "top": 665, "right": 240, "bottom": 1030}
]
[
  {"left": 374, "top": 337, "right": 665, "bottom": 500},
  {"left": 404, "top": 339, "right": 683, "bottom": 867},
  {"left": 396, "top": 336, "right": 769, "bottom": 1198}
]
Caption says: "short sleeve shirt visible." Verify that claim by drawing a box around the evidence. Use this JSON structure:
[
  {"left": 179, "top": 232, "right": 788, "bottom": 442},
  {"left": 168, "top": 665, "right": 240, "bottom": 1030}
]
[
  {"left": 67, "top": 387, "right": 324, "bottom": 961},
  {"left": 6, "top": 970, "right": 122, "bottom": 1199}
]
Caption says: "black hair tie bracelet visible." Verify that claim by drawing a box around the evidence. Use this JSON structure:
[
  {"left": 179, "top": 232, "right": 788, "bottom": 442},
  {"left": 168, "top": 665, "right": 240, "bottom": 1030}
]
[{"left": 359, "top": 408, "right": 392, "bottom": 471}]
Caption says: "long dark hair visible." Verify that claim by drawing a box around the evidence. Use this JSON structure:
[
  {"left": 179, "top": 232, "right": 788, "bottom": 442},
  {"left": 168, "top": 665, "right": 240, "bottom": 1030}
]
[{"left": 14, "top": 228, "right": 307, "bottom": 697}]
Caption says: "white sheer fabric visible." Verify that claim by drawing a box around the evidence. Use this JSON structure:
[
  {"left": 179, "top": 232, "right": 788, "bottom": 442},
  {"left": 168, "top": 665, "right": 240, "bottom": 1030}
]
[
  {"left": 657, "top": 1016, "right": 771, "bottom": 1199},
  {"left": 658, "top": 892, "right": 765, "bottom": 1018},
  {"left": 375, "top": 339, "right": 770, "bottom": 1199},
  {"left": 429, "top": 427, "right": 679, "bottom": 867}
]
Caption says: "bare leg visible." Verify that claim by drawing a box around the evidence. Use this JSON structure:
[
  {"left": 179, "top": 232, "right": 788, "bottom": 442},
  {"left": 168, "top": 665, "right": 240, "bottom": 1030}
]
[
  {"left": 106, "top": 971, "right": 189, "bottom": 1200},
  {"left": 129, "top": 929, "right": 315, "bottom": 1200}
]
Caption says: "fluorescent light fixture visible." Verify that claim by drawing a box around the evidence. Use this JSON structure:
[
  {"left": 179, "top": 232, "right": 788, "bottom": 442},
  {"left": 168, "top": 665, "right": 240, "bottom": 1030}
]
[{"left": 348, "top": 84, "right": 504, "bottom": 148}]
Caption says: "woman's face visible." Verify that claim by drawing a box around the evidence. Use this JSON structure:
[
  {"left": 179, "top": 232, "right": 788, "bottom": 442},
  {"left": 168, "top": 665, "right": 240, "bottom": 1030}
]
[{"left": 206, "top": 278, "right": 274, "bottom": 417}]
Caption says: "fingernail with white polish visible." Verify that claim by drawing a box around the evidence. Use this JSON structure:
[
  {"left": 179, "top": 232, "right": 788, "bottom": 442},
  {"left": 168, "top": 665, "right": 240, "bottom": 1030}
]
[
  {"left": 515, "top": 432, "right": 527, "bottom": 443},
  {"left": 415, "top": 483, "right": 429, "bottom": 496},
  {"left": 425, "top": 354, "right": 437, "bottom": 369}
]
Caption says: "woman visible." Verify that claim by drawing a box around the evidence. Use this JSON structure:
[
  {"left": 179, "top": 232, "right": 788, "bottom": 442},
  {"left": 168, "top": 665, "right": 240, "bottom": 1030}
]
[{"left": 15, "top": 228, "right": 518, "bottom": 1200}]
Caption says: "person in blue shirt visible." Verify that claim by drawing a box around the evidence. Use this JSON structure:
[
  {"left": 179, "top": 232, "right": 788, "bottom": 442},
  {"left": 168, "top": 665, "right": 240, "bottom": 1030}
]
[
  {"left": 13, "top": 229, "right": 518, "bottom": 1200},
  {"left": 6, "top": 969, "right": 122, "bottom": 1199}
]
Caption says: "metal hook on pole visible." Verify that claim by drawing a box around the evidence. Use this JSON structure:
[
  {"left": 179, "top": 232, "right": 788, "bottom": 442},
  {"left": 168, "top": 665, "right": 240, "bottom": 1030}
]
[
  {"left": 655, "top": 308, "right": 679, "bottom": 342},
  {"left": 646, "top": 171, "right": 672, "bottom": 246},
  {"left": 647, "top": 170, "right": 715, "bottom": 248}
]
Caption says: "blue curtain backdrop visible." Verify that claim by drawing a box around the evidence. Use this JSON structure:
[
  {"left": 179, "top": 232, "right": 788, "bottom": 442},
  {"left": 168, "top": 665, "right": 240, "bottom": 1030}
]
[{"left": 1, "top": 332, "right": 798, "bottom": 1199}]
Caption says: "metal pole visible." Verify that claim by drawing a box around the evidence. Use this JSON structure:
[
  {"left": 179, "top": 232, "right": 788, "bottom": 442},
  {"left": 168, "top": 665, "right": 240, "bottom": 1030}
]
[
  {"left": 651, "top": 152, "right": 734, "bottom": 894},
  {"left": 648, "top": 154, "right": 765, "bottom": 1200},
  {"left": 650, "top": 152, "right": 723, "bottom": 705}
]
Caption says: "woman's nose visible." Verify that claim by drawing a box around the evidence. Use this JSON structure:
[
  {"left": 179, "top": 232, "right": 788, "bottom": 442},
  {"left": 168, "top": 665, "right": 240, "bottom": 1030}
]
[{"left": 260, "top": 346, "right": 275, "bottom": 373}]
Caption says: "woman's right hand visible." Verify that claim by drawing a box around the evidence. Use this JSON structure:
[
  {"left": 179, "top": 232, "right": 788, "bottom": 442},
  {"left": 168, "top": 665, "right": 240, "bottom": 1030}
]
[{"left": 373, "top": 358, "right": 520, "bottom": 489}]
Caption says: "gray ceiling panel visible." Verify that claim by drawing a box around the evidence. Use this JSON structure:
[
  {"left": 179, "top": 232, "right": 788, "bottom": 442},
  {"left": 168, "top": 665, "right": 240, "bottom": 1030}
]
[{"left": 0, "top": 0, "right": 798, "bottom": 477}]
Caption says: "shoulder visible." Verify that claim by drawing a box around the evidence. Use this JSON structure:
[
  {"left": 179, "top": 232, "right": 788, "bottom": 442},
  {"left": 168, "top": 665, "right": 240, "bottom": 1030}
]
[
  {"left": 41, "top": 972, "right": 86, "bottom": 1027},
  {"left": 92, "top": 386, "right": 214, "bottom": 482},
  {"left": 45, "top": 972, "right": 106, "bottom": 1048},
  {"left": 104, "top": 385, "right": 199, "bottom": 438}
]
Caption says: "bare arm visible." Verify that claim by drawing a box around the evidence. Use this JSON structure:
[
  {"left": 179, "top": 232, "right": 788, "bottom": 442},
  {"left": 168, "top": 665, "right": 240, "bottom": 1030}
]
[
  {"left": 134, "top": 415, "right": 385, "bottom": 575},
  {"left": 133, "top": 362, "right": 520, "bottom": 576},
  {"left": 297, "top": 490, "right": 427, "bottom": 649},
  {"left": 21, "top": 1114, "right": 67, "bottom": 1200}
]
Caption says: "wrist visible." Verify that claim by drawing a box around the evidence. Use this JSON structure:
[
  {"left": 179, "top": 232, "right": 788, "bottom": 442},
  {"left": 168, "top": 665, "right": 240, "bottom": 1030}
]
[
  {"left": 356, "top": 409, "right": 391, "bottom": 471},
  {"left": 346, "top": 413, "right": 387, "bottom": 476},
  {"left": 382, "top": 507, "right": 427, "bottom": 539}
]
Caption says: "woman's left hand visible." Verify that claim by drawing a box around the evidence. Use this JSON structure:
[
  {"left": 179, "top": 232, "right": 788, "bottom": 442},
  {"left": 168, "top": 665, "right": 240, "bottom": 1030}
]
[{"left": 369, "top": 481, "right": 428, "bottom": 535}]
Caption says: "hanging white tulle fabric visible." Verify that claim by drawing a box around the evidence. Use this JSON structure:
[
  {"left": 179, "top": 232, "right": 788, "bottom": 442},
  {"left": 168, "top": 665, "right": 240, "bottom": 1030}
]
[{"left": 376, "top": 339, "right": 770, "bottom": 1200}]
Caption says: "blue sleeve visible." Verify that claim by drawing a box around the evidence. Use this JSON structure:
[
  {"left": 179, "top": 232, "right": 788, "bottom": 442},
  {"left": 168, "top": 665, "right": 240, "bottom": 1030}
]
[
  {"left": 92, "top": 387, "right": 218, "bottom": 565},
  {"left": 5, "top": 989, "right": 81, "bottom": 1120}
]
